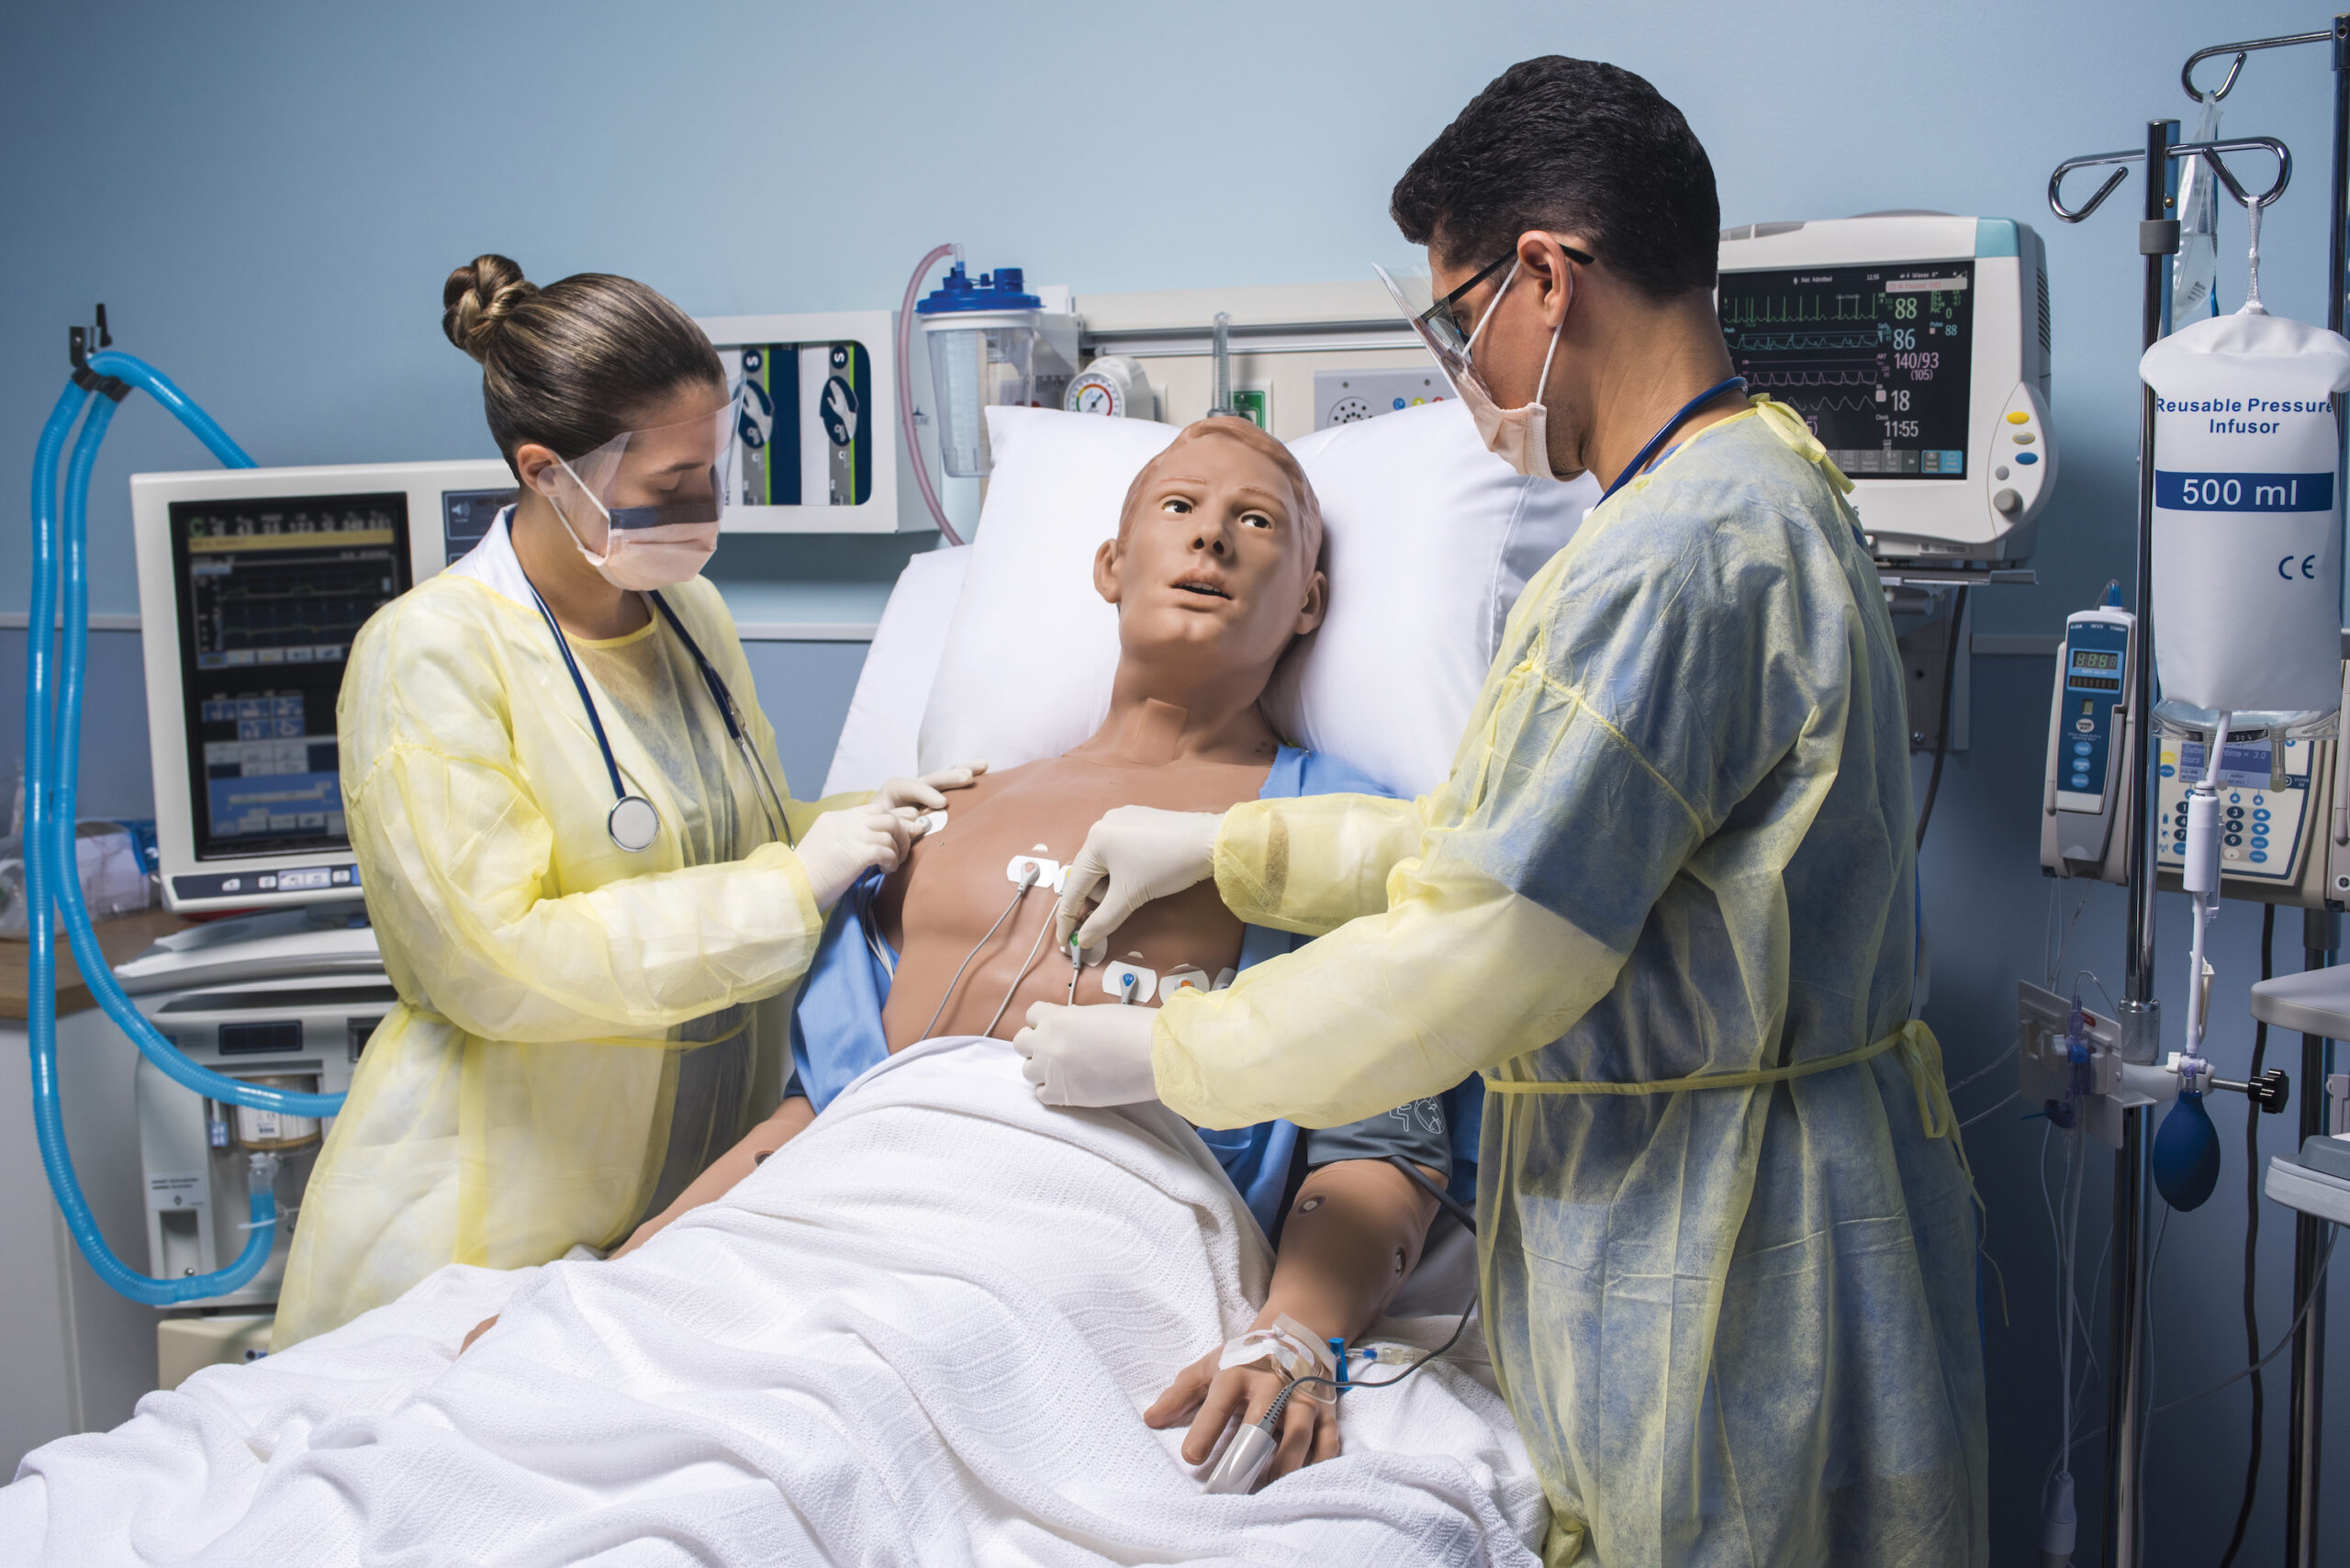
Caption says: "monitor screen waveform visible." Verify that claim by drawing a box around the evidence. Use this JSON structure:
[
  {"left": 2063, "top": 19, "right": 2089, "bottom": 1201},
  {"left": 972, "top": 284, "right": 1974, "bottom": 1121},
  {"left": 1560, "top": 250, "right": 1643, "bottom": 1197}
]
[{"left": 1718, "top": 262, "right": 1975, "bottom": 478}]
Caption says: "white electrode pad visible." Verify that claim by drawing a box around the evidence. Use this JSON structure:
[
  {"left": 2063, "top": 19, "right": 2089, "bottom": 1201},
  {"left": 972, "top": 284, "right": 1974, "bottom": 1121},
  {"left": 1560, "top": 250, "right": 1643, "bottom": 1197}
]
[
  {"left": 1101, "top": 961, "right": 1158, "bottom": 1002},
  {"left": 1005, "top": 855, "right": 1067, "bottom": 891},
  {"left": 1158, "top": 969, "right": 1209, "bottom": 1002}
]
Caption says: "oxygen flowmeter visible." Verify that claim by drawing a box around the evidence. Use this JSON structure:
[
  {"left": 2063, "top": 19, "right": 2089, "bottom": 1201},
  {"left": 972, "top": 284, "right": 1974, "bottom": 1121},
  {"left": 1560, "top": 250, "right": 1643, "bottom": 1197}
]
[{"left": 2041, "top": 592, "right": 2138, "bottom": 883}]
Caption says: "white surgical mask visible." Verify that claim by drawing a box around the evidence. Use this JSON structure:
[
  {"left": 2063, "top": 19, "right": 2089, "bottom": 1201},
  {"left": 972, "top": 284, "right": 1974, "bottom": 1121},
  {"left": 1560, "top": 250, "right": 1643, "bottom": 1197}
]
[
  {"left": 534, "top": 397, "right": 739, "bottom": 591},
  {"left": 1459, "top": 259, "right": 1570, "bottom": 482},
  {"left": 546, "top": 458, "right": 721, "bottom": 591}
]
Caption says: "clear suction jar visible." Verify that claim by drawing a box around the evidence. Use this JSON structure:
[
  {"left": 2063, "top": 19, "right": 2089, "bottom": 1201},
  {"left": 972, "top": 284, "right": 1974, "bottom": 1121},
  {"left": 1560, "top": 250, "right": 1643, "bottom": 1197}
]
[{"left": 916, "top": 262, "right": 1044, "bottom": 478}]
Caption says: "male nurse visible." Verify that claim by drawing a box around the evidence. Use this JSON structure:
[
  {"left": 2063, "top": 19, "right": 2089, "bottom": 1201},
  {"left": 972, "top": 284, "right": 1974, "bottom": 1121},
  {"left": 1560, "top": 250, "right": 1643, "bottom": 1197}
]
[{"left": 1018, "top": 55, "right": 1986, "bottom": 1568}]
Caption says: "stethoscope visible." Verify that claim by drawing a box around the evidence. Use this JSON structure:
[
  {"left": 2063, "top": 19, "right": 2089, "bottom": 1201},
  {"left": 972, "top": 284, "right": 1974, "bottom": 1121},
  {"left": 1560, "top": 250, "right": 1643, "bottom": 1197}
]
[
  {"left": 1596, "top": 375, "right": 1747, "bottom": 505},
  {"left": 509, "top": 516, "right": 795, "bottom": 855}
]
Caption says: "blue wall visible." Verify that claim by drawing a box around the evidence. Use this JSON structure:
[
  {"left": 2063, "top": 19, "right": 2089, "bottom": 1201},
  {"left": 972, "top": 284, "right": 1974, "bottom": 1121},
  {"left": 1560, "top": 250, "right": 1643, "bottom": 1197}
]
[{"left": 4, "top": 2, "right": 2344, "bottom": 1559}]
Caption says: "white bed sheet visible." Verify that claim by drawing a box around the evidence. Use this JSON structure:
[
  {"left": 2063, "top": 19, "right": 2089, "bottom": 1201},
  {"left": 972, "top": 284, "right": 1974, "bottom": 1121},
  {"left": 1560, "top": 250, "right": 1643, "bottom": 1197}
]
[{"left": 4, "top": 1036, "right": 1543, "bottom": 1567}]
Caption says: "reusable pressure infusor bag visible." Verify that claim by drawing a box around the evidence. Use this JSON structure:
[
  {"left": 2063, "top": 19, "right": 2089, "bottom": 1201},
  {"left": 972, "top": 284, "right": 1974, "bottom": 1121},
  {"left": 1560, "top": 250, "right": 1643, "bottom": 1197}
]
[{"left": 2142, "top": 310, "right": 2350, "bottom": 729}]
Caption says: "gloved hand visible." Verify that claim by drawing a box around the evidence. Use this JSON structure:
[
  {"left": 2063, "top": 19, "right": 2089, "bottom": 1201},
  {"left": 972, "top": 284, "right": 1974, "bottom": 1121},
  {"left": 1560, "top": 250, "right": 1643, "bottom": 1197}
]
[
  {"left": 878, "top": 762, "right": 988, "bottom": 815},
  {"left": 1013, "top": 1001, "right": 1162, "bottom": 1106},
  {"left": 797, "top": 802, "right": 918, "bottom": 912},
  {"left": 1052, "top": 807, "right": 1225, "bottom": 949}
]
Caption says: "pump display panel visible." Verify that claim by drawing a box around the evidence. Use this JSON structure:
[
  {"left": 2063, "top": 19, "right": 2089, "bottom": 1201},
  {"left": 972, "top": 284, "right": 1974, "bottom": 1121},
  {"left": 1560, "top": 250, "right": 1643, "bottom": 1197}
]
[
  {"left": 166, "top": 493, "right": 412, "bottom": 863},
  {"left": 1718, "top": 263, "right": 1975, "bottom": 479}
]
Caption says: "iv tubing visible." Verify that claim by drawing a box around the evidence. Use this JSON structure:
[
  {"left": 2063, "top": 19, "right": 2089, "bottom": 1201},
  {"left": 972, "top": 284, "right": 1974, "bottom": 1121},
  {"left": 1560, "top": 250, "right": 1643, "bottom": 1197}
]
[
  {"left": 25, "top": 349, "right": 333, "bottom": 1301},
  {"left": 898, "top": 244, "right": 964, "bottom": 545},
  {"left": 2181, "top": 711, "right": 2231, "bottom": 1060}
]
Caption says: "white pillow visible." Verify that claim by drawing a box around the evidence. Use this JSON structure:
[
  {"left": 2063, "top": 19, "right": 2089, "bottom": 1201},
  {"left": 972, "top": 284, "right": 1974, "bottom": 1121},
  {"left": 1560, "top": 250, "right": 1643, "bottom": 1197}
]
[
  {"left": 917, "top": 407, "right": 1176, "bottom": 772},
  {"left": 914, "top": 399, "right": 1595, "bottom": 796},
  {"left": 822, "top": 544, "right": 971, "bottom": 796},
  {"left": 1268, "top": 401, "right": 1596, "bottom": 796}
]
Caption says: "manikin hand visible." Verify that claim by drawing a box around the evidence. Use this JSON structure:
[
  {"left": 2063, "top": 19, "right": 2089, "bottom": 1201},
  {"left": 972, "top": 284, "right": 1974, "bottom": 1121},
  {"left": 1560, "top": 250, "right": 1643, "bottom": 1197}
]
[
  {"left": 878, "top": 762, "right": 987, "bottom": 816},
  {"left": 1013, "top": 1001, "right": 1161, "bottom": 1106},
  {"left": 1147, "top": 1347, "right": 1337, "bottom": 1486},
  {"left": 797, "top": 802, "right": 919, "bottom": 912},
  {"left": 1052, "top": 807, "right": 1225, "bottom": 949}
]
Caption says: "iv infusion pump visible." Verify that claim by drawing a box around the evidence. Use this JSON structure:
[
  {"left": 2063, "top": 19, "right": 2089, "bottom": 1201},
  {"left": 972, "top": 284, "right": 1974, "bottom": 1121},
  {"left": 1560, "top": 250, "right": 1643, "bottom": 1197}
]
[
  {"left": 2042, "top": 605, "right": 2138, "bottom": 883},
  {"left": 2043, "top": 614, "right": 2350, "bottom": 907}
]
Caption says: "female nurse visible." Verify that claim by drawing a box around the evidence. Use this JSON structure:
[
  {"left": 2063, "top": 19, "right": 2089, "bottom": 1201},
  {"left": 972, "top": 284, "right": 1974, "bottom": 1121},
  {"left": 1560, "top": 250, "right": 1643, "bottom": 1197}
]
[{"left": 274, "top": 255, "right": 976, "bottom": 1344}]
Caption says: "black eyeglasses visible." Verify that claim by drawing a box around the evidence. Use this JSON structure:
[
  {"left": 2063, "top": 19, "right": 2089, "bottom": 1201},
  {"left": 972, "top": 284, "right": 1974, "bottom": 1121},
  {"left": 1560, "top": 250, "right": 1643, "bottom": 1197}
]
[{"left": 1417, "top": 242, "right": 1596, "bottom": 356}]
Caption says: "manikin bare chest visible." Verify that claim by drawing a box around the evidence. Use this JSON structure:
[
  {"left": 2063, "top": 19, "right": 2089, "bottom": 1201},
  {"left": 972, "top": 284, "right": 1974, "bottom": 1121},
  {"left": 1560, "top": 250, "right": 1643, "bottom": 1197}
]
[{"left": 876, "top": 753, "right": 1271, "bottom": 1053}]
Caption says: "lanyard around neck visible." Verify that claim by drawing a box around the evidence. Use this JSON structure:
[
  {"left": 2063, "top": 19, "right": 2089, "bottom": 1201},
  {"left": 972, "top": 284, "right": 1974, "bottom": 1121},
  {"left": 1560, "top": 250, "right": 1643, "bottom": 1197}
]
[{"left": 1597, "top": 375, "right": 1748, "bottom": 505}]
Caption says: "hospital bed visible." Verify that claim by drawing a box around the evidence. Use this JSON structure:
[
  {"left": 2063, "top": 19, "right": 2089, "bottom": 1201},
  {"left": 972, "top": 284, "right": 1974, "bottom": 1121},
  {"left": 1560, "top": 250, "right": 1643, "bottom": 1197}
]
[{"left": 1, "top": 398, "right": 1592, "bottom": 1568}]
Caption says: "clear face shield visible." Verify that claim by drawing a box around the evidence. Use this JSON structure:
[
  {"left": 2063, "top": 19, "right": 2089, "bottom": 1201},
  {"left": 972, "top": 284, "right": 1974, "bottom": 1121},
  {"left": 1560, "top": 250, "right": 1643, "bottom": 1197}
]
[
  {"left": 533, "top": 393, "right": 743, "bottom": 591},
  {"left": 1376, "top": 260, "right": 1487, "bottom": 402},
  {"left": 1376, "top": 243, "right": 1589, "bottom": 404}
]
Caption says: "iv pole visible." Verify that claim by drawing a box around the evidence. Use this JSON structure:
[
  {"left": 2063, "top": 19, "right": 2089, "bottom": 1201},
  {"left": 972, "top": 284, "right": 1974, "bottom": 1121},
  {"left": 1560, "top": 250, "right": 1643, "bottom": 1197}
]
[
  {"left": 2047, "top": 124, "right": 2294, "bottom": 1567},
  {"left": 2171, "top": 28, "right": 2350, "bottom": 1568},
  {"left": 2180, "top": 28, "right": 2349, "bottom": 1567}
]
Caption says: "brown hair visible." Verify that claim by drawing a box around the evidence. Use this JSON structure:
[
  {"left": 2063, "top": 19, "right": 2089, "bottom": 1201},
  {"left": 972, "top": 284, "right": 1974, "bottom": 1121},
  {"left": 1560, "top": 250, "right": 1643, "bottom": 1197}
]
[
  {"left": 1117, "top": 416, "right": 1324, "bottom": 565},
  {"left": 441, "top": 254, "right": 724, "bottom": 469}
]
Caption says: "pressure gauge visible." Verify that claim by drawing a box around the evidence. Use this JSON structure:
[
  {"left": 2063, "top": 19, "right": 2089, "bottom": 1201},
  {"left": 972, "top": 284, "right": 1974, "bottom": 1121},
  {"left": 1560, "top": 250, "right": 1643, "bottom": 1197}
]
[{"left": 1065, "top": 354, "right": 1153, "bottom": 419}]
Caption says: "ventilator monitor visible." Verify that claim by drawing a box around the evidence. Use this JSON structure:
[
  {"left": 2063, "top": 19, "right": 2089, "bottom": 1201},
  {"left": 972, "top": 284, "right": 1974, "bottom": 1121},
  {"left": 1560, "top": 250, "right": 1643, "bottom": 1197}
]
[
  {"left": 132, "top": 459, "right": 514, "bottom": 912},
  {"left": 1717, "top": 215, "right": 2053, "bottom": 566}
]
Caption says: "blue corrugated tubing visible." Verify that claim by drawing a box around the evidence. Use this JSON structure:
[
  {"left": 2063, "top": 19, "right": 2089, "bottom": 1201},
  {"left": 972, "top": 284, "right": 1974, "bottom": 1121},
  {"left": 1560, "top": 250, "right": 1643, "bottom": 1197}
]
[{"left": 25, "top": 354, "right": 330, "bottom": 1301}]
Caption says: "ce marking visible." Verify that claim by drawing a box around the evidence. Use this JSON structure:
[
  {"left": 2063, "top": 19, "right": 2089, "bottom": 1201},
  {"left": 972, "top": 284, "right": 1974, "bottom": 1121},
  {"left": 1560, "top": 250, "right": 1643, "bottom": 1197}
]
[{"left": 2278, "top": 554, "right": 2319, "bottom": 581}]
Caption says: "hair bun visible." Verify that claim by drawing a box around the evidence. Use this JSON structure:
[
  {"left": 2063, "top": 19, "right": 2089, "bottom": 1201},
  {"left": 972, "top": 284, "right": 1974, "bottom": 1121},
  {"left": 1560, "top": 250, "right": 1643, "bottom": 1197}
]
[{"left": 442, "top": 254, "right": 538, "bottom": 362}]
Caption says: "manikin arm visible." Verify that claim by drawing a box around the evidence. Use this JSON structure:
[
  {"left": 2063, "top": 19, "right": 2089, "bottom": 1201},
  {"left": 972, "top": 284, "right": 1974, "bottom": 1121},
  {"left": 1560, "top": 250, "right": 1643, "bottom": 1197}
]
[
  {"left": 608, "top": 1095, "right": 817, "bottom": 1260},
  {"left": 460, "top": 1094, "right": 816, "bottom": 1352},
  {"left": 1146, "top": 1158, "right": 1440, "bottom": 1483}
]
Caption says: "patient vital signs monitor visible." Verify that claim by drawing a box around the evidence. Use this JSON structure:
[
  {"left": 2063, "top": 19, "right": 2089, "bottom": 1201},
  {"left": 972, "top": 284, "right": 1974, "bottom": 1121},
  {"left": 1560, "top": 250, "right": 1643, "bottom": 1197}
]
[
  {"left": 1717, "top": 215, "right": 2054, "bottom": 566},
  {"left": 133, "top": 459, "right": 515, "bottom": 912}
]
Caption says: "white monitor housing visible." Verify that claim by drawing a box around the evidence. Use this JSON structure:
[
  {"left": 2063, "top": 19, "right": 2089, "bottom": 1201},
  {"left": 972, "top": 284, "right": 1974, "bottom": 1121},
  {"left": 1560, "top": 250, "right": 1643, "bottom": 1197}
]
[
  {"left": 1716, "top": 215, "right": 2053, "bottom": 566},
  {"left": 131, "top": 458, "right": 515, "bottom": 912}
]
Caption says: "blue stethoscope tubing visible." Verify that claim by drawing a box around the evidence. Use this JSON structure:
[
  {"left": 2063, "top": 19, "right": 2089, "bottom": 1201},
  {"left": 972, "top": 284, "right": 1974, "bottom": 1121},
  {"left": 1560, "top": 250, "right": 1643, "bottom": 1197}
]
[
  {"left": 509, "top": 515, "right": 795, "bottom": 853},
  {"left": 1596, "top": 375, "right": 1748, "bottom": 505}
]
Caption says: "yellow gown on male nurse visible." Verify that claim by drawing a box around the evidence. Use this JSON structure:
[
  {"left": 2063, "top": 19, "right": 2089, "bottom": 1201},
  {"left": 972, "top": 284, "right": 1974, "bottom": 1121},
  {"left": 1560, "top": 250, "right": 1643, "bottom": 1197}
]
[
  {"left": 274, "top": 545, "right": 856, "bottom": 1347},
  {"left": 1153, "top": 400, "right": 1987, "bottom": 1567}
]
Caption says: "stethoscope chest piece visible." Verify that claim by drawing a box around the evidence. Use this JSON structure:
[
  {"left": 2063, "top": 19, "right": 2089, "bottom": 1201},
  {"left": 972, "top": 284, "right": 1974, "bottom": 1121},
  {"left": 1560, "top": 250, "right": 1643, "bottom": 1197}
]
[
  {"left": 608, "top": 793, "right": 660, "bottom": 853},
  {"left": 508, "top": 511, "right": 790, "bottom": 856}
]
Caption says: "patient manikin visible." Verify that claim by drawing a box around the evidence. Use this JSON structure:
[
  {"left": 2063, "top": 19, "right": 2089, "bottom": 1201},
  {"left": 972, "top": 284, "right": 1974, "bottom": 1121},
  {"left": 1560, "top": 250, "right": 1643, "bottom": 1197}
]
[{"left": 510, "top": 419, "right": 1454, "bottom": 1486}]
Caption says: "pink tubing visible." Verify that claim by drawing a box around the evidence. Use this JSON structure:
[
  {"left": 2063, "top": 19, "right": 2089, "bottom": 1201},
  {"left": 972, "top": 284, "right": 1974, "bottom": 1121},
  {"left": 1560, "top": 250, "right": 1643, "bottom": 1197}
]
[{"left": 899, "top": 243, "right": 963, "bottom": 545}]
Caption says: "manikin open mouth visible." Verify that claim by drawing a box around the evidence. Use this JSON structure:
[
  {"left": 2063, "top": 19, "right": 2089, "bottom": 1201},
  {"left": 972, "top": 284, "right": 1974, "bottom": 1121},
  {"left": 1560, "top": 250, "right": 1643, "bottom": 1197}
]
[{"left": 1172, "top": 577, "right": 1233, "bottom": 600}]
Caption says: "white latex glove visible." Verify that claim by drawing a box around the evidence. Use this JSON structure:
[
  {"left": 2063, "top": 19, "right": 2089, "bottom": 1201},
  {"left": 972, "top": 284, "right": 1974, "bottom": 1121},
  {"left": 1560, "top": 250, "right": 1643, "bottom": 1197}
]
[
  {"left": 1013, "top": 1001, "right": 1162, "bottom": 1107},
  {"left": 797, "top": 802, "right": 918, "bottom": 912},
  {"left": 878, "top": 762, "right": 988, "bottom": 815},
  {"left": 1052, "top": 807, "right": 1225, "bottom": 949}
]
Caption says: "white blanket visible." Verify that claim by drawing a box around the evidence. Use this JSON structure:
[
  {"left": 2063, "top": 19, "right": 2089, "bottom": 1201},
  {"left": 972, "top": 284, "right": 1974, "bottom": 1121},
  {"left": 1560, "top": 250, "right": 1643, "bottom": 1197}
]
[{"left": 5, "top": 1036, "right": 1544, "bottom": 1566}]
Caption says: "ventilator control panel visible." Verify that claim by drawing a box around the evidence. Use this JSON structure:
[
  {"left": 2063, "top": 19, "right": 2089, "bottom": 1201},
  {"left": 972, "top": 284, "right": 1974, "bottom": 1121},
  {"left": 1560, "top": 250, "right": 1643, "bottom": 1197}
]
[{"left": 166, "top": 494, "right": 412, "bottom": 868}]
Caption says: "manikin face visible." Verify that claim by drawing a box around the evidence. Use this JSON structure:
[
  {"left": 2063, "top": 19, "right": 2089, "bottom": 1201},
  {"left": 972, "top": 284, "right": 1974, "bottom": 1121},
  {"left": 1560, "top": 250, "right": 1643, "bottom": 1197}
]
[{"left": 1093, "top": 425, "right": 1326, "bottom": 678}]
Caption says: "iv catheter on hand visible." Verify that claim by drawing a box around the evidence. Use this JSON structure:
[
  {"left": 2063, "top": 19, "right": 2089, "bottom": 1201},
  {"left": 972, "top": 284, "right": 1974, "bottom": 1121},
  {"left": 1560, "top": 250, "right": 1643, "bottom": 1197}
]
[
  {"left": 24, "top": 316, "right": 332, "bottom": 1302},
  {"left": 1202, "top": 1155, "right": 1482, "bottom": 1495},
  {"left": 1203, "top": 1260, "right": 1484, "bottom": 1495}
]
